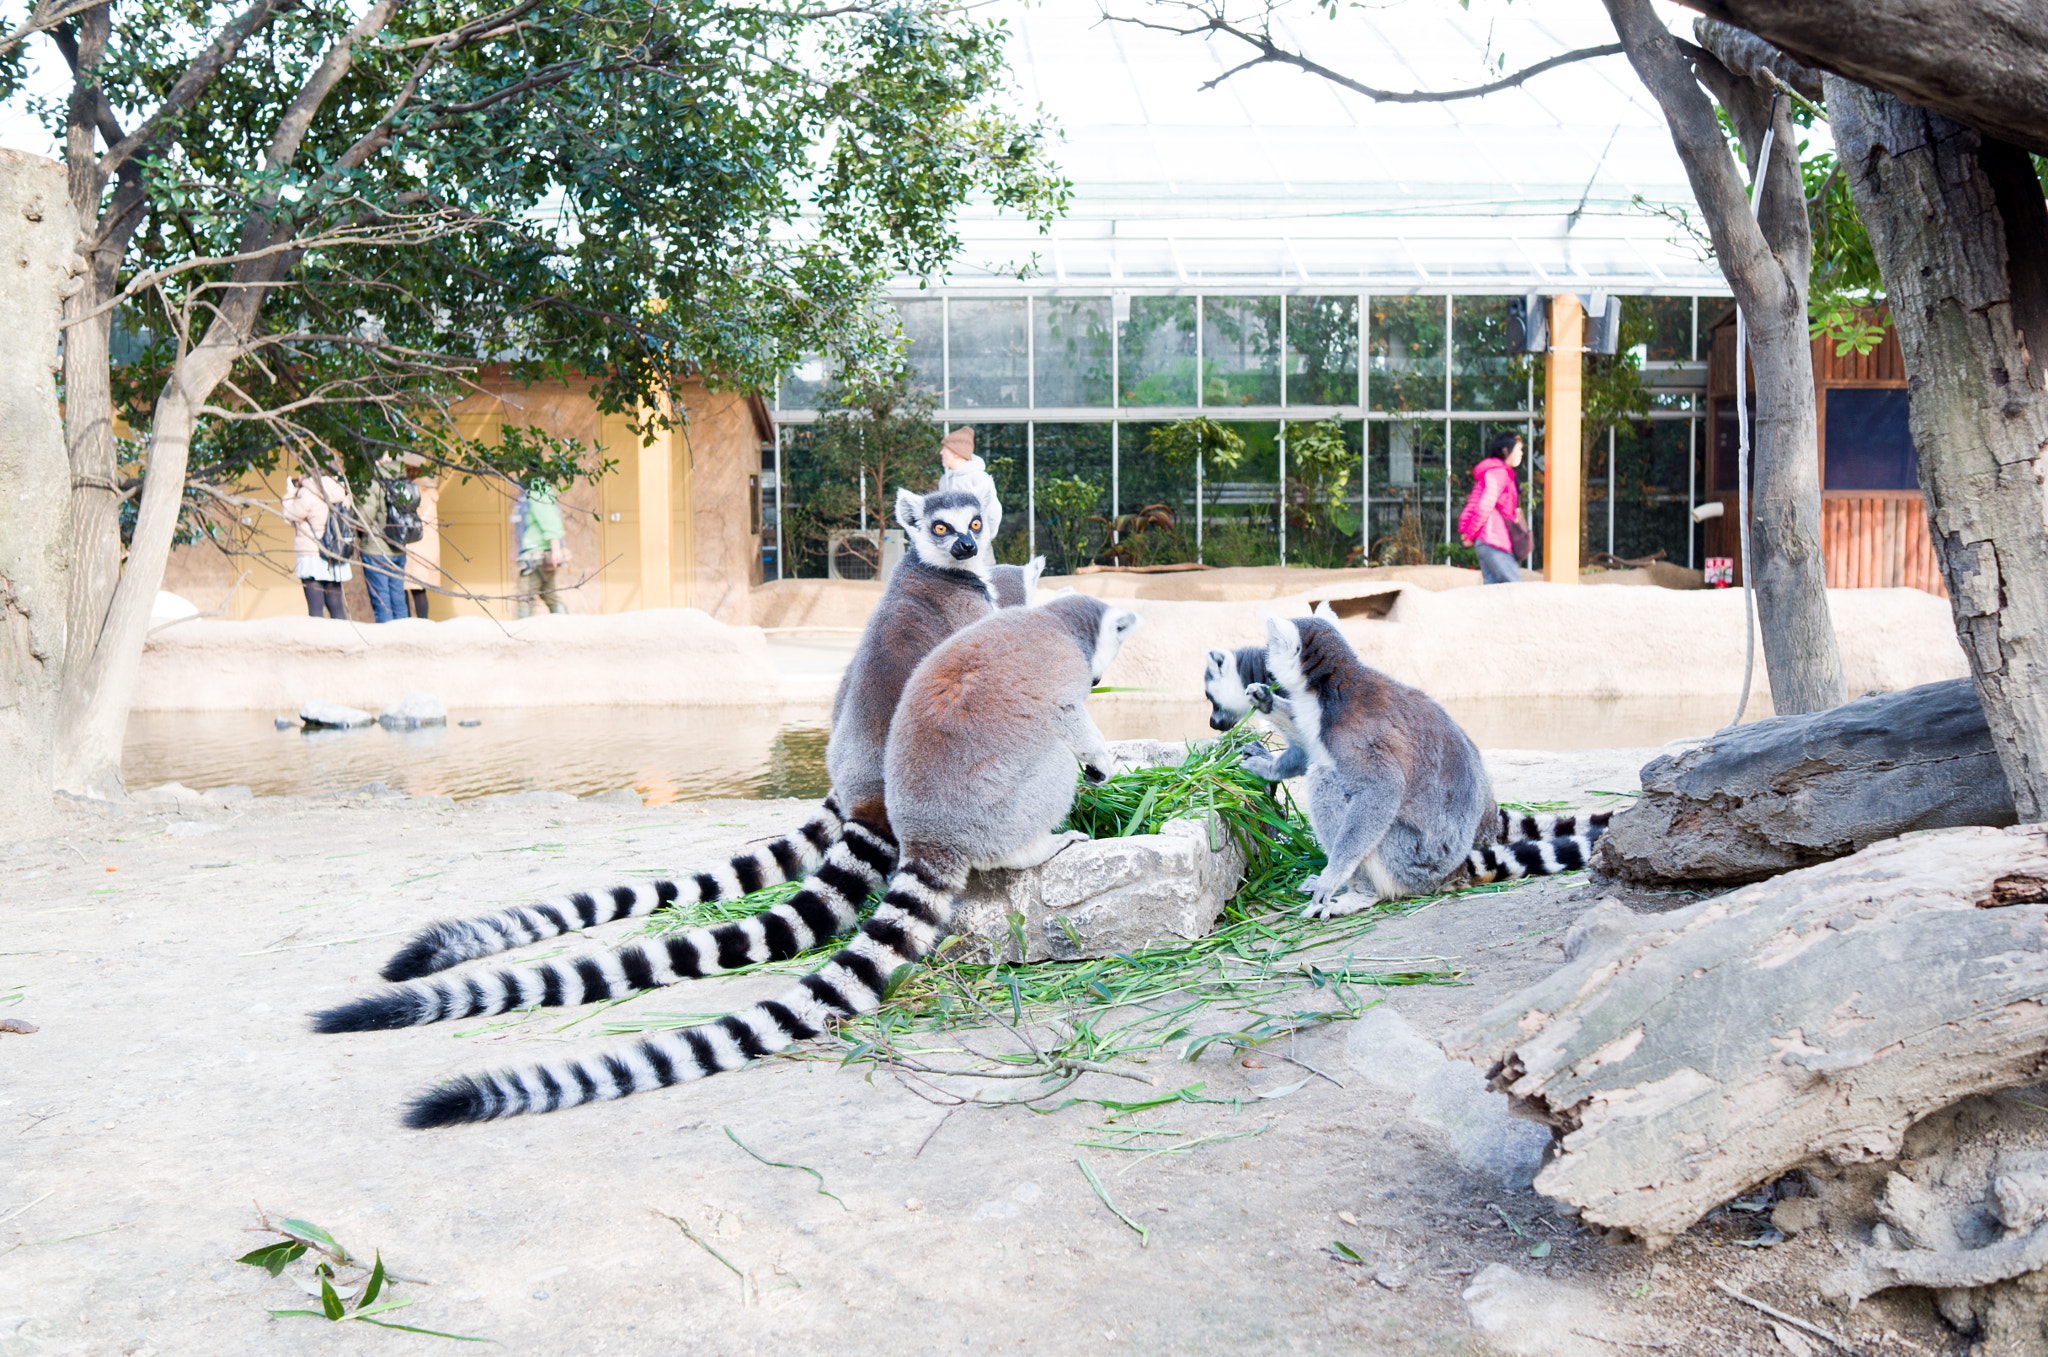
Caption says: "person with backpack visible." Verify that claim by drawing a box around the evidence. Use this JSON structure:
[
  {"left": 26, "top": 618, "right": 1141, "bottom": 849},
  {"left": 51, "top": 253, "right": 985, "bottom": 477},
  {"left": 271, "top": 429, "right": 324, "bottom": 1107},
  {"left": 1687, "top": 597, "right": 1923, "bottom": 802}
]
[
  {"left": 1458, "top": 431, "right": 1532, "bottom": 585},
  {"left": 358, "top": 457, "right": 425, "bottom": 623},
  {"left": 283, "top": 467, "right": 356, "bottom": 618},
  {"left": 401, "top": 461, "right": 439, "bottom": 618}
]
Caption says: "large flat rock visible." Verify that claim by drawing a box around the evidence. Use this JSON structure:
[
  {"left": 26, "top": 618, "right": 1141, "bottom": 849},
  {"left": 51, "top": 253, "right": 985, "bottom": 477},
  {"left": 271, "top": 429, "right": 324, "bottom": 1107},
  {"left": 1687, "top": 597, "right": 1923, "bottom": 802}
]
[{"left": 1601, "top": 678, "right": 2016, "bottom": 885}]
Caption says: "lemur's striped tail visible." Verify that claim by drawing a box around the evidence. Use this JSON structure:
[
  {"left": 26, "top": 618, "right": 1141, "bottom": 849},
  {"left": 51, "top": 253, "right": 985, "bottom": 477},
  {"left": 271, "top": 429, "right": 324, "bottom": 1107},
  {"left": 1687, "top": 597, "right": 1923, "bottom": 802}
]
[
  {"left": 377, "top": 799, "right": 851, "bottom": 983},
  {"left": 1496, "top": 807, "right": 1613, "bottom": 845},
  {"left": 401, "top": 854, "right": 971, "bottom": 1128},
  {"left": 1467, "top": 830, "right": 1604, "bottom": 885},
  {"left": 313, "top": 820, "right": 898, "bottom": 1035}
]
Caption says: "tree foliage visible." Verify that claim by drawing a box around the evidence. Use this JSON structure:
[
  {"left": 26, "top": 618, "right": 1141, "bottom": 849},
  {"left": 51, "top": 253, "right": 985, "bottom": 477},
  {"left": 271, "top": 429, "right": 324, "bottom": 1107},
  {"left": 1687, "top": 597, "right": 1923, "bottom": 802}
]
[{"left": 25, "top": 0, "right": 1068, "bottom": 492}]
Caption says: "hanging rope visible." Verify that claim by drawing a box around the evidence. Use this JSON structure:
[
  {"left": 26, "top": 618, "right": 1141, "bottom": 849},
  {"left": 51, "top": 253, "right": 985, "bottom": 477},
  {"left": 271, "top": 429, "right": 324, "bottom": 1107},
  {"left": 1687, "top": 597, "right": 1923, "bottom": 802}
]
[{"left": 1728, "top": 95, "right": 1782, "bottom": 731}]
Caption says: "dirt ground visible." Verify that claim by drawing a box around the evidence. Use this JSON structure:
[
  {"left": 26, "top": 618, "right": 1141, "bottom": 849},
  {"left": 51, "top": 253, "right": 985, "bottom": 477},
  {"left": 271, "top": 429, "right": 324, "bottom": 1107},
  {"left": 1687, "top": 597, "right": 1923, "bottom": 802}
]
[{"left": 1, "top": 760, "right": 1965, "bottom": 1356}]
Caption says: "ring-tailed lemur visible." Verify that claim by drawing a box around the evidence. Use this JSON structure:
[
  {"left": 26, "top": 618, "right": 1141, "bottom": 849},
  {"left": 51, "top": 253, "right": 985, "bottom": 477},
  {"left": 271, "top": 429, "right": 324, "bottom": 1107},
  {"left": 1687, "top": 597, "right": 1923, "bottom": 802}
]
[
  {"left": 355, "top": 460, "right": 1012, "bottom": 996},
  {"left": 390, "top": 592, "right": 1142, "bottom": 1126},
  {"left": 1233, "top": 616, "right": 1600, "bottom": 916},
  {"left": 317, "top": 481, "right": 1008, "bottom": 1033}
]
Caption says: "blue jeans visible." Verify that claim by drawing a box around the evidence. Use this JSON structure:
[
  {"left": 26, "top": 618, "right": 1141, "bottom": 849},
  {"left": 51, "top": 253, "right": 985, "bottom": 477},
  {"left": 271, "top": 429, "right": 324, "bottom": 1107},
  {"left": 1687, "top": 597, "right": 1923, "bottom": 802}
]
[
  {"left": 1476, "top": 542, "right": 1523, "bottom": 584},
  {"left": 364, "top": 553, "right": 409, "bottom": 621}
]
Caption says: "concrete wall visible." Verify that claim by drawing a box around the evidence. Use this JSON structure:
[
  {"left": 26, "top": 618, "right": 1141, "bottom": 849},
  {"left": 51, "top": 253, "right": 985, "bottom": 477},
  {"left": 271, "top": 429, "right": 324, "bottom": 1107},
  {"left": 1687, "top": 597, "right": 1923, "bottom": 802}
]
[{"left": 159, "top": 375, "right": 764, "bottom": 625}]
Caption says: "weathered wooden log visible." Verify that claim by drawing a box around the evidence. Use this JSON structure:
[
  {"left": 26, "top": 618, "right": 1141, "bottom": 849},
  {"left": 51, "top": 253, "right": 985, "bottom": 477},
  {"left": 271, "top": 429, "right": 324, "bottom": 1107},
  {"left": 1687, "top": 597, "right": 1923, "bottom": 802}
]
[
  {"left": 1599, "top": 678, "right": 2015, "bottom": 886},
  {"left": 1451, "top": 823, "right": 2048, "bottom": 1249}
]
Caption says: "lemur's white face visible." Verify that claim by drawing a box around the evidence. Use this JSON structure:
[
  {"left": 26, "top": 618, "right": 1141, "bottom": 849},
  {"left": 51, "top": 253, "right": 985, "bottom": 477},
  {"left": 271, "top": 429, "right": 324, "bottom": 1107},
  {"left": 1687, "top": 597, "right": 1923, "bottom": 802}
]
[
  {"left": 896, "top": 489, "right": 990, "bottom": 575},
  {"left": 1090, "top": 607, "right": 1144, "bottom": 683},
  {"left": 1204, "top": 648, "right": 1253, "bottom": 730}
]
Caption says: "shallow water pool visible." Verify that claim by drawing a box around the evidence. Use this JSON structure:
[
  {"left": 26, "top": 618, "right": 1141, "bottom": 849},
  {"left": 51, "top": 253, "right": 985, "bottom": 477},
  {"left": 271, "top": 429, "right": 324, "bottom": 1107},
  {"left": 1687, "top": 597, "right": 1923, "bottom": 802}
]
[{"left": 121, "top": 692, "right": 1767, "bottom": 803}]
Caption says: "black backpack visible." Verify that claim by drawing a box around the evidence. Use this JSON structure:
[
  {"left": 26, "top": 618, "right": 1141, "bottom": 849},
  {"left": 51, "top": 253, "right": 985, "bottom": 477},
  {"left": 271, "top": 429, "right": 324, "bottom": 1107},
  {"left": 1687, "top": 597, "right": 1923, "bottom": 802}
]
[
  {"left": 318, "top": 491, "right": 359, "bottom": 564},
  {"left": 382, "top": 477, "right": 425, "bottom": 546}
]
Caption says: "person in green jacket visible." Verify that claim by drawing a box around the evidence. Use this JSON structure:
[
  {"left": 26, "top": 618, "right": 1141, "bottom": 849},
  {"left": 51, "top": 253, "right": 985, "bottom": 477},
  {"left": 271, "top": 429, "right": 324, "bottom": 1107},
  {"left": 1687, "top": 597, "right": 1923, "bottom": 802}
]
[{"left": 515, "top": 481, "right": 568, "bottom": 617}]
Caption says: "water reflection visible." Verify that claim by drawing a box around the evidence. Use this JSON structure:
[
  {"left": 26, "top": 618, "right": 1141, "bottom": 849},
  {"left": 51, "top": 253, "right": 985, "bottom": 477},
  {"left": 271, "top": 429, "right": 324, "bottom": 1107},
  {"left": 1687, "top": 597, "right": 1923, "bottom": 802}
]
[
  {"left": 124, "top": 693, "right": 1764, "bottom": 803},
  {"left": 122, "top": 706, "right": 835, "bottom": 804}
]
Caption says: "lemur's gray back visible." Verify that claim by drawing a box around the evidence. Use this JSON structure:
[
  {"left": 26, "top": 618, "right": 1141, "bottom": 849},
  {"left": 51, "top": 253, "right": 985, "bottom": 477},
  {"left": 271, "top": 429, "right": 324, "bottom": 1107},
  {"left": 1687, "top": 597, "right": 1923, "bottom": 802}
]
[{"left": 1286, "top": 616, "right": 1497, "bottom": 845}]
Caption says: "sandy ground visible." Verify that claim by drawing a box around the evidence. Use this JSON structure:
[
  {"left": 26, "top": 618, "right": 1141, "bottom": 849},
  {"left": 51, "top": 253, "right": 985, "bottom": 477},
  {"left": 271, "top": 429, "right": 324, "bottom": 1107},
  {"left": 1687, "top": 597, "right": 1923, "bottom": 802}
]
[{"left": 2, "top": 751, "right": 1961, "bottom": 1356}]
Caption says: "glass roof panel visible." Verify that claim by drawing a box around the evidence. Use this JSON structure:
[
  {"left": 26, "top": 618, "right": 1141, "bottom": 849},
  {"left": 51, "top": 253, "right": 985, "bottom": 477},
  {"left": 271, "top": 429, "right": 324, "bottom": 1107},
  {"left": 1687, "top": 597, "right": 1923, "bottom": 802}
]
[{"left": 906, "top": 0, "right": 1724, "bottom": 296}]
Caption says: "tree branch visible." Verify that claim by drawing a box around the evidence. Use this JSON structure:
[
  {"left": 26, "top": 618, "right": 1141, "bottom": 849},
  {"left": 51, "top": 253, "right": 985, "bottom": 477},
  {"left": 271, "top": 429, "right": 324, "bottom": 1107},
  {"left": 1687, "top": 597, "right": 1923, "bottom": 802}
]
[
  {"left": 99, "top": 0, "right": 279, "bottom": 180},
  {"left": 1101, "top": 4, "right": 1622, "bottom": 101}
]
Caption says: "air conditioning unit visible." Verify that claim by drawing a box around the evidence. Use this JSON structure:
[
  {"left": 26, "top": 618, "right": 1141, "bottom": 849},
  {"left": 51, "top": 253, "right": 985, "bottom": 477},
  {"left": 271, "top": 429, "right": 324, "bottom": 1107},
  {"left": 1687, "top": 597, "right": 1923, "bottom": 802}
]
[{"left": 827, "top": 529, "right": 882, "bottom": 581}]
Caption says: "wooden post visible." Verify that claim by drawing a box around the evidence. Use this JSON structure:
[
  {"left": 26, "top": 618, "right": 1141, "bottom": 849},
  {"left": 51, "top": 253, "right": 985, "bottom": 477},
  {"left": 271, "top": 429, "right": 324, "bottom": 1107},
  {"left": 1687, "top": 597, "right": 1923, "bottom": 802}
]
[
  {"left": 1544, "top": 294, "right": 1584, "bottom": 584},
  {"left": 637, "top": 416, "right": 673, "bottom": 609}
]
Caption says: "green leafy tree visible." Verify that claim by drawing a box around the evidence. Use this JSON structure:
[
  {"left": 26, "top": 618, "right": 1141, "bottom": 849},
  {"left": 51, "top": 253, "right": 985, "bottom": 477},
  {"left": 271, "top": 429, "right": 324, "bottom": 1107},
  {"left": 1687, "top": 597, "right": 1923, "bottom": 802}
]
[
  {"left": 12, "top": 0, "right": 1066, "bottom": 795},
  {"left": 786, "top": 367, "right": 942, "bottom": 575},
  {"left": 1145, "top": 416, "right": 1246, "bottom": 511},
  {"left": 1035, "top": 473, "right": 1102, "bottom": 574}
]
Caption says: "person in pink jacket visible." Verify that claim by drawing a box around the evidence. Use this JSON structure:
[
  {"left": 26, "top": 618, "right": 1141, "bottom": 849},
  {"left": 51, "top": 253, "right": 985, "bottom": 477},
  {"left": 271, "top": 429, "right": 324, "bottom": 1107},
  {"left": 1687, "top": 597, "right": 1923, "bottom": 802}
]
[{"left": 1458, "top": 431, "right": 1527, "bottom": 584}]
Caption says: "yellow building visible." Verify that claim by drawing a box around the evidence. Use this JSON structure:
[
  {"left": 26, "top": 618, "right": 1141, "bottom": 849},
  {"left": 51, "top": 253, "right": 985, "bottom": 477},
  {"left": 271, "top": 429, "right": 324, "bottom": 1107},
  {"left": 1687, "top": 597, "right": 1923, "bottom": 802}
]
[{"left": 161, "top": 372, "right": 772, "bottom": 626}]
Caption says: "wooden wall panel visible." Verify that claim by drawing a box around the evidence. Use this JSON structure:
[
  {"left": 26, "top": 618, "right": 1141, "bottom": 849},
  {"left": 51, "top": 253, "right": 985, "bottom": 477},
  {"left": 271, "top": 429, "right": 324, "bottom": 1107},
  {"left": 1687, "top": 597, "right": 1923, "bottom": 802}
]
[{"left": 1821, "top": 495, "right": 1945, "bottom": 596}]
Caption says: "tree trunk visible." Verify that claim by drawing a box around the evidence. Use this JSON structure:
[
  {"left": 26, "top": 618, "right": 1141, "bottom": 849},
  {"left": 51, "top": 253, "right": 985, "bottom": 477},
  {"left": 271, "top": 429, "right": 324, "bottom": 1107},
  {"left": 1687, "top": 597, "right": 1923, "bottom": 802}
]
[
  {"left": 1829, "top": 79, "right": 2048, "bottom": 820},
  {"left": 52, "top": 1, "right": 154, "bottom": 798},
  {"left": 1605, "top": 0, "right": 1846, "bottom": 714},
  {"left": 1453, "top": 823, "right": 2048, "bottom": 1250},
  {"left": 1677, "top": 0, "right": 2048, "bottom": 158},
  {"left": 0, "top": 152, "right": 81, "bottom": 836},
  {"left": 54, "top": 333, "right": 243, "bottom": 796}
]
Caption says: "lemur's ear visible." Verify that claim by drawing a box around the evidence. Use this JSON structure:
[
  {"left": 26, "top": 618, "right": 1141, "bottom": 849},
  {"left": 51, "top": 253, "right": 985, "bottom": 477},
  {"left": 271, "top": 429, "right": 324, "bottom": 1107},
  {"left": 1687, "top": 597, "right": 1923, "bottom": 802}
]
[
  {"left": 894, "top": 488, "right": 924, "bottom": 531},
  {"left": 1206, "top": 648, "right": 1228, "bottom": 670},
  {"left": 1312, "top": 599, "right": 1338, "bottom": 620},
  {"left": 1263, "top": 613, "right": 1298, "bottom": 659}
]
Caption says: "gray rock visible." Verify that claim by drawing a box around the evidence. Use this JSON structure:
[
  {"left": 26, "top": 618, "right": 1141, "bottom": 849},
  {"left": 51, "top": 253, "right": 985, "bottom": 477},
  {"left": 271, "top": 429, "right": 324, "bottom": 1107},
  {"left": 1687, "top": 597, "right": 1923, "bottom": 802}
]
[
  {"left": 377, "top": 692, "right": 447, "bottom": 729},
  {"left": 1105, "top": 737, "right": 1207, "bottom": 771},
  {"left": 458, "top": 718, "right": 482, "bottom": 728},
  {"left": 581, "top": 787, "right": 643, "bottom": 807},
  {"left": 1462, "top": 1265, "right": 1647, "bottom": 1356},
  {"left": 273, "top": 717, "right": 294, "bottom": 730},
  {"left": 202, "top": 785, "right": 254, "bottom": 802},
  {"left": 298, "top": 700, "right": 374, "bottom": 729},
  {"left": 949, "top": 817, "right": 1245, "bottom": 963},
  {"left": 340, "top": 781, "right": 405, "bottom": 800},
  {"left": 1599, "top": 678, "right": 2015, "bottom": 885},
  {"left": 133, "top": 782, "right": 202, "bottom": 803}
]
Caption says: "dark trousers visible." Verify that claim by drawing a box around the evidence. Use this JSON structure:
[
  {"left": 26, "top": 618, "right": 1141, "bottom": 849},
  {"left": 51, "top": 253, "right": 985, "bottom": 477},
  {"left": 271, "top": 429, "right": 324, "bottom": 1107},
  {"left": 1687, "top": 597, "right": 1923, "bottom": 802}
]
[
  {"left": 407, "top": 588, "right": 430, "bottom": 619},
  {"left": 364, "top": 553, "right": 408, "bottom": 622},
  {"left": 301, "top": 579, "right": 346, "bottom": 618}
]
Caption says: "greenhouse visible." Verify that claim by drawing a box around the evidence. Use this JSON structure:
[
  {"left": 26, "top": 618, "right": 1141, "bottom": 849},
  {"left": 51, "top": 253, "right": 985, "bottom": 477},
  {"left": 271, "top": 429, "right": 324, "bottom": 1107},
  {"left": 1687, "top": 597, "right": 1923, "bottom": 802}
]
[{"left": 767, "top": 0, "right": 1734, "bottom": 580}]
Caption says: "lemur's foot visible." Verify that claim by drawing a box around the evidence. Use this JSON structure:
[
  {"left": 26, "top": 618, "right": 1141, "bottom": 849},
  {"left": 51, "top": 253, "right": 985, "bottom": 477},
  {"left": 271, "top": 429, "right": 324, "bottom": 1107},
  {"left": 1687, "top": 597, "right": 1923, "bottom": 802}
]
[{"left": 1298, "top": 885, "right": 1375, "bottom": 920}]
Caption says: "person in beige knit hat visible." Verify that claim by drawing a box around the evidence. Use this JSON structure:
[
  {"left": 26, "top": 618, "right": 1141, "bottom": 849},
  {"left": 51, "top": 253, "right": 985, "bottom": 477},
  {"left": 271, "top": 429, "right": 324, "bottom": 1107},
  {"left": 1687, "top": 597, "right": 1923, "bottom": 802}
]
[{"left": 934, "top": 427, "right": 1002, "bottom": 542}]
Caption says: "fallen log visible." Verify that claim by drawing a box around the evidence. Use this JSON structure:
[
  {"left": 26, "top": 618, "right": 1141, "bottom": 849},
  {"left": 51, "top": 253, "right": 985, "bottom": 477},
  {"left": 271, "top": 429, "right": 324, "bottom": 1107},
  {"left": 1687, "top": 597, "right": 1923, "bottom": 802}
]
[
  {"left": 1451, "top": 823, "right": 2048, "bottom": 1249},
  {"left": 1599, "top": 678, "right": 2015, "bottom": 886}
]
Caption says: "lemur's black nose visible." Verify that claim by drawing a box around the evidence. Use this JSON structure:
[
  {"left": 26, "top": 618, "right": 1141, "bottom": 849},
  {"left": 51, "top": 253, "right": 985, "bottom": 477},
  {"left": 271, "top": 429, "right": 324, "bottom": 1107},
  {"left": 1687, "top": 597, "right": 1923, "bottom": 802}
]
[
  {"left": 1208, "top": 709, "right": 1238, "bottom": 732},
  {"left": 949, "top": 534, "right": 977, "bottom": 560}
]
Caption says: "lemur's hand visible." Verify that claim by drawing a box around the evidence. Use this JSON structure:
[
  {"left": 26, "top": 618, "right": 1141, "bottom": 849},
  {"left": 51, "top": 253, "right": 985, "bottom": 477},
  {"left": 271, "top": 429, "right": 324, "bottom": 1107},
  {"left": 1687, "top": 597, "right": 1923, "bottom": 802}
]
[{"left": 1245, "top": 682, "right": 1277, "bottom": 715}]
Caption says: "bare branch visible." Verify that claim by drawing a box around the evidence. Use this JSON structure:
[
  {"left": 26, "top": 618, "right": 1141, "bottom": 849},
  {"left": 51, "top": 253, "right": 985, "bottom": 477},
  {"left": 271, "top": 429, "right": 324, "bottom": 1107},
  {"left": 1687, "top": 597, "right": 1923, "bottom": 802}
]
[{"left": 1099, "top": 3, "right": 1621, "bottom": 101}]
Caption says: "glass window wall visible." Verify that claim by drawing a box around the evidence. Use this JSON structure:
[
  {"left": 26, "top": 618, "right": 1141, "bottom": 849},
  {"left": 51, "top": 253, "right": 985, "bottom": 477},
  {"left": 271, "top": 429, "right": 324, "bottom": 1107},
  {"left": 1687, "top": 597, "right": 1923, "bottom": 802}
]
[
  {"left": 1119, "top": 296, "right": 1197, "bottom": 406},
  {"left": 948, "top": 299, "right": 1027, "bottom": 408},
  {"left": 1034, "top": 298, "right": 1112, "bottom": 408},
  {"left": 768, "top": 290, "right": 1720, "bottom": 577},
  {"left": 1285, "top": 296, "right": 1359, "bottom": 406},
  {"left": 1369, "top": 296, "right": 1448, "bottom": 413},
  {"left": 1201, "top": 298, "right": 1280, "bottom": 407}
]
